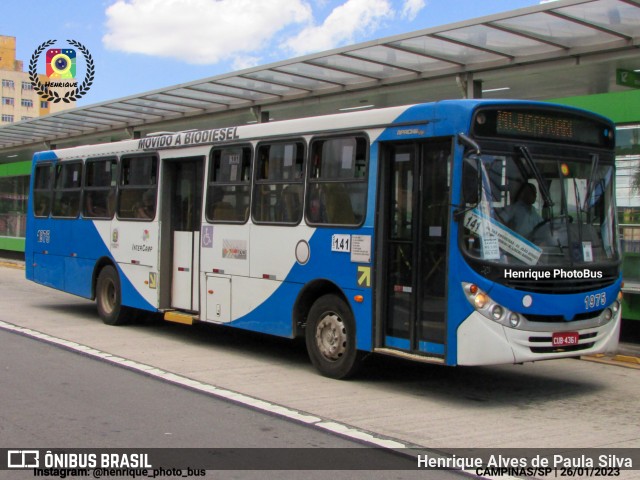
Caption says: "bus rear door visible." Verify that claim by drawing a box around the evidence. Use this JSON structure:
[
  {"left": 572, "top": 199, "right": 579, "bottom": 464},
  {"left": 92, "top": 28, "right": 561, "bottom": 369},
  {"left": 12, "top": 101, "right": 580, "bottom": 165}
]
[{"left": 159, "top": 156, "right": 204, "bottom": 312}]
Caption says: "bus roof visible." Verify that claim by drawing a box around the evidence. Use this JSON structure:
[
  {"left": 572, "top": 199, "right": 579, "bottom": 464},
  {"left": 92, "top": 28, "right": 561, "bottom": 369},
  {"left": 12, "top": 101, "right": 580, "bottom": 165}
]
[{"left": 32, "top": 99, "right": 612, "bottom": 162}]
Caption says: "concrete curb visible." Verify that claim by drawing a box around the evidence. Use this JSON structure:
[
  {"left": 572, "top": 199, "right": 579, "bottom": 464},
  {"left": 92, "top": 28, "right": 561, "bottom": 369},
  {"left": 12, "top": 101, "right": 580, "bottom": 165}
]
[
  {"left": 0, "top": 260, "right": 25, "bottom": 270},
  {"left": 582, "top": 353, "right": 640, "bottom": 369}
]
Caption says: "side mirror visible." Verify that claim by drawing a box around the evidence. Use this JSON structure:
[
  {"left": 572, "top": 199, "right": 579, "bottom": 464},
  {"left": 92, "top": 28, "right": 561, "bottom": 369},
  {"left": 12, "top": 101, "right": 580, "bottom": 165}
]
[
  {"left": 457, "top": 132, "right": 481, "bottom": 156},
  {"left": 454, "top": 157, "right": 483, "bottom": 221},
  {"left": 462, "top": 155, "right": 482, "bottom": 204}
]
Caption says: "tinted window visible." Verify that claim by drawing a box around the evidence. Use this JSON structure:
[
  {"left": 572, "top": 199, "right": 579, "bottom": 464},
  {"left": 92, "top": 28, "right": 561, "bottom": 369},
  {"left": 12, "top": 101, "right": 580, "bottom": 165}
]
[
  {"left": 253, "top": 141, "right": 305, "bottom": 224},
  {"left": 51, "top": 162, "right": 82, "bottom": 218},
  {"left": 33, "top": 164, "right": 53, "bottom": 217},
  {"left": 306, "top": 136, "right": 368, "bottom": 226},
  {"left": 83, "top": 157, "right": 117, "bottom": 219},
  {"left": 117, "top": 155, "right": 158, "bottom": 220},
  {"left": 206, "top": 146, "right": 252, "bottom": 223}
]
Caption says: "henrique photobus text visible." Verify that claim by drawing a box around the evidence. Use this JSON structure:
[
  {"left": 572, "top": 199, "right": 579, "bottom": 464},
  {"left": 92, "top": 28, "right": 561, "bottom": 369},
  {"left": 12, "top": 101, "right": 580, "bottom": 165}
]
[{"left": 504, "top": 268, "right": 603, "bottom": 280}]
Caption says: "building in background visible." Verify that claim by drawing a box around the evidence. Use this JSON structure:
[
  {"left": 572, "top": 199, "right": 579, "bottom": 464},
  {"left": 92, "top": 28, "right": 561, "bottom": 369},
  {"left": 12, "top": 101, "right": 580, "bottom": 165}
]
[
  {"left": 0, "top": 35, "right": 73, "bottom": 122},
  {"left": 0, "top": 35, "right": 74, "bottom": 250}
]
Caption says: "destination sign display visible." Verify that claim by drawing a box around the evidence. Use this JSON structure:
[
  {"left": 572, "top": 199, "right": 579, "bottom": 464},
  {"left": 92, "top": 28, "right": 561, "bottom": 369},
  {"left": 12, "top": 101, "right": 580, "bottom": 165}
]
[{"left": 472, "top": 108, "right": 614, "bottom": 147}]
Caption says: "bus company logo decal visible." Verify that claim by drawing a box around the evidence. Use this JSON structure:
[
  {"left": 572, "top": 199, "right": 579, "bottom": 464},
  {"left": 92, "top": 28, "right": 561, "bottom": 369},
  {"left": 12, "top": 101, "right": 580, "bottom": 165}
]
[
  {"left": 142, "top": 229, "right": 150, "bottom": 242},
  {"left": 29, "top": 39, "right": 94, "bottom": 103},
  {"left": 132, "top": 243, "right": 153, "bottom": 253},
  {"left": 222, "top": 239, "right": 247, "bottom": 260},
  {"left": 397, "top": 128, "right": 425, "bottom": 136}
]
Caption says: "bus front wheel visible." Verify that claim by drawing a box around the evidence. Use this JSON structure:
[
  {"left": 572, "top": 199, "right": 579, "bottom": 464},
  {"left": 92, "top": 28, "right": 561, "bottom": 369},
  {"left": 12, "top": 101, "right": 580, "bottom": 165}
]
[
  {"left": 96, "top": 265, "right": 129, "bottom": 326},
  {"left": 305, "top": 294, "right": 361, "bottom": 379}
]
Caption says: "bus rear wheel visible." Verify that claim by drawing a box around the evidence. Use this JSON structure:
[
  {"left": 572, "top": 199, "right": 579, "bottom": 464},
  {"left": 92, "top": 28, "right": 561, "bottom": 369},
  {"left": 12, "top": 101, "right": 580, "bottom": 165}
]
[
  {"left": 305, "top": 294, "right": 361, "bottom": 379},
  {"left": 96, "top": 265, "right": 129, "bottom": 326}
]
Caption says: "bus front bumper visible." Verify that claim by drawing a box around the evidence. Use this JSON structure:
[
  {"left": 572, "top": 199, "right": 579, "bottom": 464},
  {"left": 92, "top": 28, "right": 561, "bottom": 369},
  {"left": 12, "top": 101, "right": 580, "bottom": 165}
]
[{"left": 456, "top": 310, "right": 621, "bottom": 366}]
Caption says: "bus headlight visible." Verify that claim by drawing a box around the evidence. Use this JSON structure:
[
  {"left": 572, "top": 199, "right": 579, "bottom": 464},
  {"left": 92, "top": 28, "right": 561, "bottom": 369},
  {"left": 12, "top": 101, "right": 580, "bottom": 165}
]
[
  {"left": 475, "top": 293, "right": 488, "bottom": 309},
  {"left": 612, "top": 300, "right": 620, "bottom": 314},
  {"left": 463, "top": 282, "right": 521, "bottom": 329},
  {"left": 598, "top": 301, "right": 619, "bottom": 325}
]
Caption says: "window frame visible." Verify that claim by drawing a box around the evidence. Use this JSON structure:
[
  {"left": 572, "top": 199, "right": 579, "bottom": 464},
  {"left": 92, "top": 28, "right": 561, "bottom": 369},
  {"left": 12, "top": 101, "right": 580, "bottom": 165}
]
[
  {"left": 116, "top": 153, "right": 159, "bottom": 221},
  {"left": 32, "top": 163, "right": 54, "bottom": 218},
  {"left": 252, "top": 139, "right": 306, "bottom": 226},
  {"left": 51, "top": 160, "right": 83, "bottom": 219},
  {"left": 205, "top": 144, "right": 253, "bottom": 224},
  {"left": 305, "top": 134, "right": 369, "bottom": 228},
  {"left": 82, "top": 156, "right": 118, "bottom": 220}
]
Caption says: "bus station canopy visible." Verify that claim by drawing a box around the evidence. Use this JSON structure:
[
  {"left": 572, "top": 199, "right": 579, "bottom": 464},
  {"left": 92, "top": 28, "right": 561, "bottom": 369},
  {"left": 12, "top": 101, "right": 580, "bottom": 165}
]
[{"left": 0, "top": 0, "right": 639, "bottom": 154}]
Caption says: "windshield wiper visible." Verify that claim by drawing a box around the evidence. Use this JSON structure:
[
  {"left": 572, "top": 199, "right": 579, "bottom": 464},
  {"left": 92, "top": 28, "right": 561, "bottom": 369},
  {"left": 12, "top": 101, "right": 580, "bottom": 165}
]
[
  {"left": 516, "top": 145, "right": 554, "bottom": 208},
  {"left": 583, "top": 153, "right": 599, "bottom": 210}
]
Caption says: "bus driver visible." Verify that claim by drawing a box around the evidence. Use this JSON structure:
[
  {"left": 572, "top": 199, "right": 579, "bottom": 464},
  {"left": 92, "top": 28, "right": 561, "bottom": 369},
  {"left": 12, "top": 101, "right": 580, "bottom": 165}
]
[{"left": 502, "top": 182, "right": 543, "bottom": 239}]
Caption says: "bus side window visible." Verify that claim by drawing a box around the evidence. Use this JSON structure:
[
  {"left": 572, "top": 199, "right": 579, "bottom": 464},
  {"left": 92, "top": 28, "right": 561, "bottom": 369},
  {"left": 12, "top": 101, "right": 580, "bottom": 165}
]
[
  {"left": 51, "top": 162, "right": 82, "bottom": 218},
  {"left": 84, "top": 157, "right": 117, "bottom": 219},
  {"left": 117, "top": 155, "right": 158, "bottom": 220},
  {"left": 206, "top": 146, "right": 252, "bottom": 223},
  {"left": 305, "top": 136, "right": 368, "bottom": 226},
  {"left": 33, "top": 163, "right": 53, "bottom": 217},
  {"left": 252, "top": 141, "right": 304, "bottom": 225}
]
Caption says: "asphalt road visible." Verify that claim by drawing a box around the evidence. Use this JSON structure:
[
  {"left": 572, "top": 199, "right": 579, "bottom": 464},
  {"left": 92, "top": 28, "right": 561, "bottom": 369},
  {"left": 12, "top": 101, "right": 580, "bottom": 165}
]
[{"left": 0, "top": 328, "right": 464, "bottom": 479}]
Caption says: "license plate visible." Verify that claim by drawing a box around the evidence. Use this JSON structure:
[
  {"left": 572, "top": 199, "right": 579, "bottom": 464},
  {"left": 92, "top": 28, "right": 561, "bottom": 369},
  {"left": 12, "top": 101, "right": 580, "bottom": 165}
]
[{"left": 552, "top": 332, "right": 579, "bottom": 347}]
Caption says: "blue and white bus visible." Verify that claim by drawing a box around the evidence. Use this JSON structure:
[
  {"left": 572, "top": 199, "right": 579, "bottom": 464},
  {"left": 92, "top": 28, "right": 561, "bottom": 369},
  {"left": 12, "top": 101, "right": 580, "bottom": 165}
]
[{"left": 25, "top": 100, "right": 622, "bottom": 378}]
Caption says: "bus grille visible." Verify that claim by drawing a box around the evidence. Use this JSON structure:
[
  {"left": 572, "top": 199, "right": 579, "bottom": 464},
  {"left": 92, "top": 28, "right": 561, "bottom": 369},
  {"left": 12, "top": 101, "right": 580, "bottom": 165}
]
[{"left": 524, "top": 310, "right": 604, "bottom": 323}]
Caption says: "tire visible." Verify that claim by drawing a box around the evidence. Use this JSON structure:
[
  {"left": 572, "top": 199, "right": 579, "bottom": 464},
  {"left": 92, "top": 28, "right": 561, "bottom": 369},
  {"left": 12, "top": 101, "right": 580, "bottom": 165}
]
[
  {"left": 96, "top": 265, "right": 130, "bottom": 326},
  {"left": 305, "top": 294, "right": 361, "bottom": 379}
]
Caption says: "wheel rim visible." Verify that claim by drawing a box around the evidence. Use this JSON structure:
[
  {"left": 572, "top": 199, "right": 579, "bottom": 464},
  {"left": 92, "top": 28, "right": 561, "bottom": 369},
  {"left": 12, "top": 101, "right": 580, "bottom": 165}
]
[
  {"left": 99, "top": 278, "right": 116, "bottom": 315},
  {"left": 315, "top": 312, "right": 347, "bottom": 361}
]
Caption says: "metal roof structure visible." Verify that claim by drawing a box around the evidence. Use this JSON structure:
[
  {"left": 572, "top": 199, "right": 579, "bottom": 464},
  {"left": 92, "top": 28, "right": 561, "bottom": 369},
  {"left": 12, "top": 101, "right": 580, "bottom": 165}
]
[{"left": 0, "top": 0, "right": 639, "bottom": 154}]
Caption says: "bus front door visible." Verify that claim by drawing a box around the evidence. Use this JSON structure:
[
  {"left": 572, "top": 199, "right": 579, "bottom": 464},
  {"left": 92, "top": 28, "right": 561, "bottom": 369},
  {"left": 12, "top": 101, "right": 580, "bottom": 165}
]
[
  {"left": 381, "top": 140, "right": 451, "bottom": 358},
  {"left": 160, "top": 157, "right": 204, "bottom": 312}
]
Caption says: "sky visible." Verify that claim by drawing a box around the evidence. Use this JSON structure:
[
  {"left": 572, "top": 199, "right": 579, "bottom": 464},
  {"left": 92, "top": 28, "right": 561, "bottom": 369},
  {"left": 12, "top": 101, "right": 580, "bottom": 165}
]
[{"left": 1, "top": 0, "right": 549, "bottom": 107}]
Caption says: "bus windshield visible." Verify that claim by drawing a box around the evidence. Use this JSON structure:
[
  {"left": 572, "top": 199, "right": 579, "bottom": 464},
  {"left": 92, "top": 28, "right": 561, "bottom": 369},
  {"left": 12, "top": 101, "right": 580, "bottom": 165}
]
[{"left": 460, "top": 148, "right": 618, "bottom": 267}]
